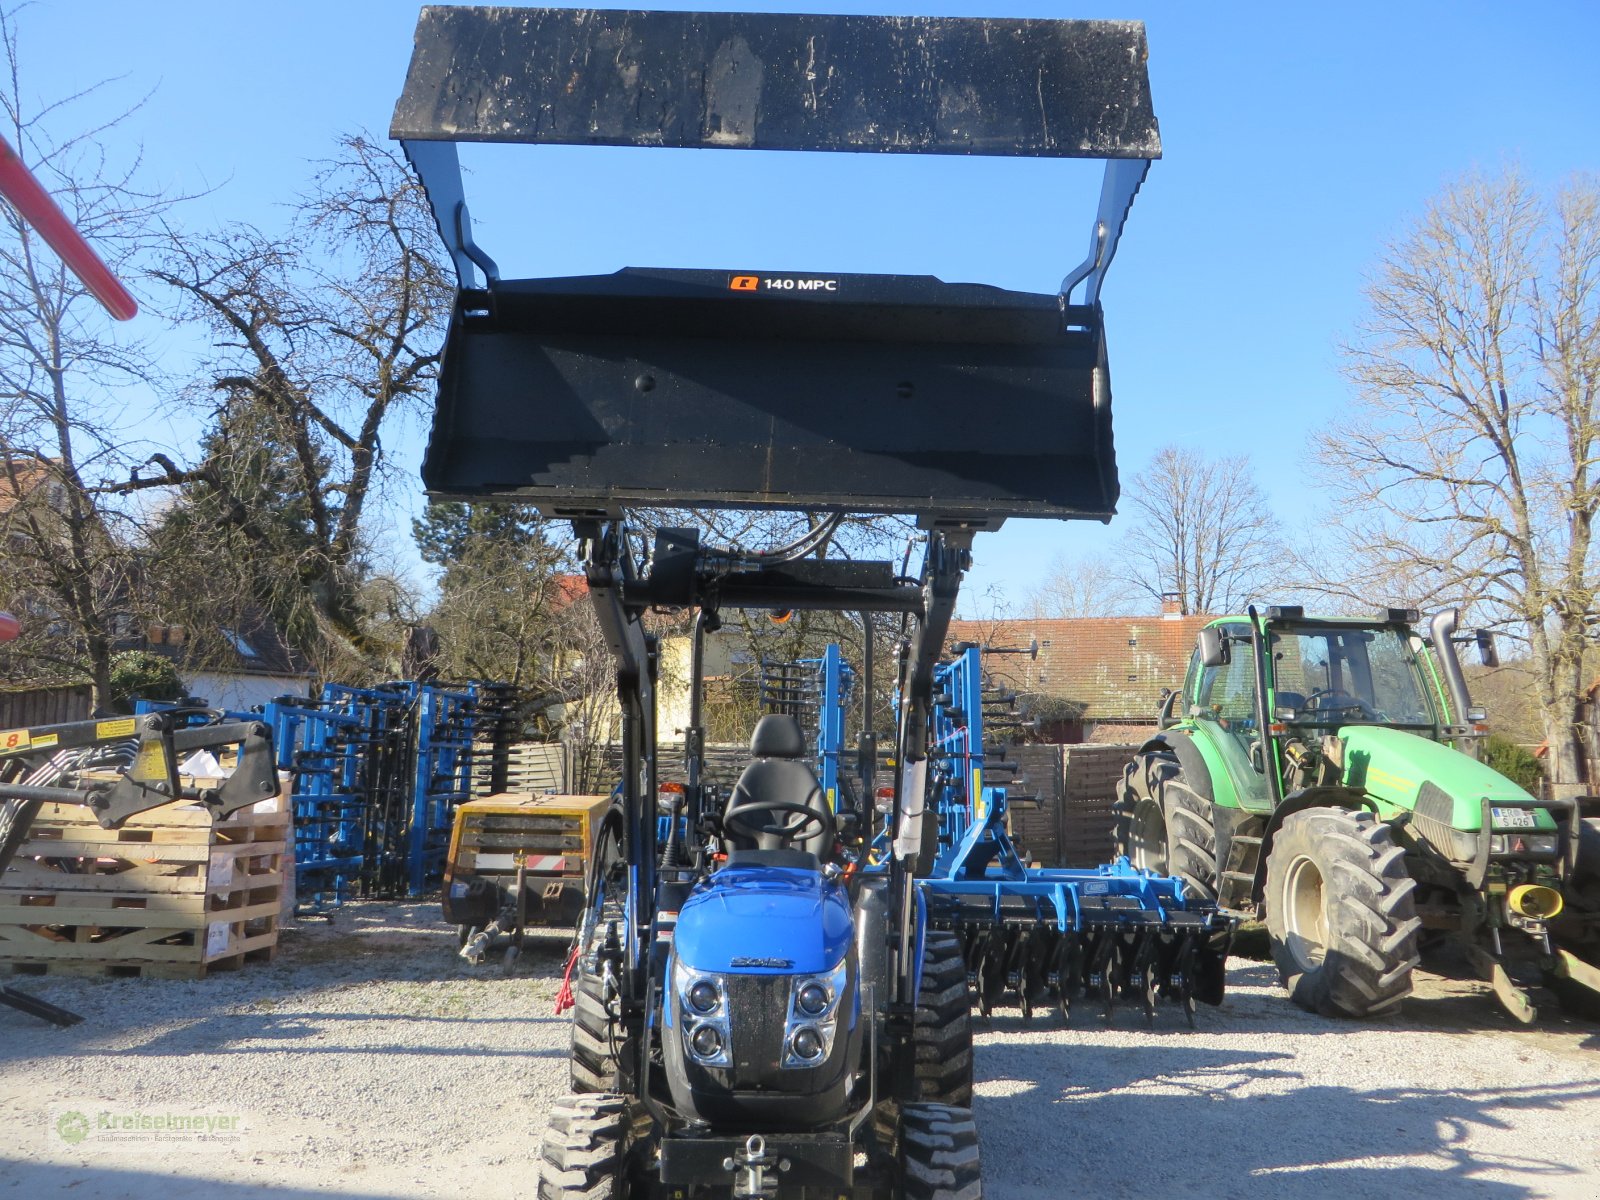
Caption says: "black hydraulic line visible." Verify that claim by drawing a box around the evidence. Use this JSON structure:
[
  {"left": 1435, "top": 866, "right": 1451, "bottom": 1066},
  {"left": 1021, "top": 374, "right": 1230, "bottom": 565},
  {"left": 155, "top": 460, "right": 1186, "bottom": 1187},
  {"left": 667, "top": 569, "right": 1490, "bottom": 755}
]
[
  {"left": 891, "top": 529, "right": 973, "bottom": 1005},
  {"left": 1246, "top": 605, "right": 1283, "bottom": 807},
  {"left": 859, "top": 611, "right": 876, "bottom": 822},
  {"left": 576, "top": 517, "right": 658, "bottom": 1047}
]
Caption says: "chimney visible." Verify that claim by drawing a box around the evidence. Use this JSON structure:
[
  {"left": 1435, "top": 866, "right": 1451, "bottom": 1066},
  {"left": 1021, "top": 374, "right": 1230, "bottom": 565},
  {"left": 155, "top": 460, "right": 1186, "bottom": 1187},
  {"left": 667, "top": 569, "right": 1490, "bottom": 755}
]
[{"left": 1160, "top": 593, "right": 1184, "bottom": 619}]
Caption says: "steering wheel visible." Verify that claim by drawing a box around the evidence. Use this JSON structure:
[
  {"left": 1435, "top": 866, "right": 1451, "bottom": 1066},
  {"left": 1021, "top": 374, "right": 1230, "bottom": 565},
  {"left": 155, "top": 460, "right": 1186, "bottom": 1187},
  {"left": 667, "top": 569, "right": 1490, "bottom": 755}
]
[
  {"left": 1306, "top": 688, "right": 1378, "bottom": 719},
  {"left": 723, "top": 798, "right": 836, "bottom": 850}
]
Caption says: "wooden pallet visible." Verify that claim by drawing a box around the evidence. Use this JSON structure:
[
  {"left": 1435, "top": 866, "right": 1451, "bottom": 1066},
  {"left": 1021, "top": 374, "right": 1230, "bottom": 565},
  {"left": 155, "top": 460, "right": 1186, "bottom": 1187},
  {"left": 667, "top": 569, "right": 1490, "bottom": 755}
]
[
  {"left": 1057, "top": 743, "right": 1136, "bottom": 867},
  {"left": 0, "top": 795, "right": 286, "bottom": 977}
]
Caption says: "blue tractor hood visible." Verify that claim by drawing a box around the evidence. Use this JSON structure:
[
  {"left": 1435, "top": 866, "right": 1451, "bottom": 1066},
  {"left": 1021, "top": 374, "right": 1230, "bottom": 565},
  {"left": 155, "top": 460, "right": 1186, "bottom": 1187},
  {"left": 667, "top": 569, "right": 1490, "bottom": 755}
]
[{"left": 674, "top": 865, "right": 854, "bottom": 975}]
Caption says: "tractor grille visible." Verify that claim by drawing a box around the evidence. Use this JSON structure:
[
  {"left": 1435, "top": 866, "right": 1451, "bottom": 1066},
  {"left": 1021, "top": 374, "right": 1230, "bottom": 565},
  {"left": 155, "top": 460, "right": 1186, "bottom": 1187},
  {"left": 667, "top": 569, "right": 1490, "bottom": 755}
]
[{"left": 722, "top": 974, "right": 795, "bottom": 1089}]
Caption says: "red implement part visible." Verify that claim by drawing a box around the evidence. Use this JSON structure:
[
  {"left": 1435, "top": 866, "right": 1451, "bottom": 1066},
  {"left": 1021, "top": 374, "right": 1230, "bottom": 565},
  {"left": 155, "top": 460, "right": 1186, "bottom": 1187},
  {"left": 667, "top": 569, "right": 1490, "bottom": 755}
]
[
  {"left": 0, "top": 612, "right": 18, "bottom": 642},
  {"left": 0, "top": 133, "right": 137, "bottom": 320}
]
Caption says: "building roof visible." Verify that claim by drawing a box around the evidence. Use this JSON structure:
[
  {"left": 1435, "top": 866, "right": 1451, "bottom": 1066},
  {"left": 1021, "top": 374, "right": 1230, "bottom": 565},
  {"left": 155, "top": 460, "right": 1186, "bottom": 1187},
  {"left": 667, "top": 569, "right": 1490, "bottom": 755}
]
[
  {"left": 945, "top": 613, "right": 1211, "bottom": 723},
  {"left": 143, "top": 605, "right": 314, "bottom": 680},
  {"left": 552, "top": 573, "right": 589, "bottom": 608},
  {"left": 0, "top": 453, "right": 60, "bottom": 516}
]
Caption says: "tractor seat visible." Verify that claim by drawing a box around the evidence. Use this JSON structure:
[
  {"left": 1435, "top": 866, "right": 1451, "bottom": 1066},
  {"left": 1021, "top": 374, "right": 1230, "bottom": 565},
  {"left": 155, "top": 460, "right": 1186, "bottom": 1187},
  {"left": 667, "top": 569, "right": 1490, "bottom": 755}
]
[{"left": 723, "top": 715, "right": 835, "bottom": 863}]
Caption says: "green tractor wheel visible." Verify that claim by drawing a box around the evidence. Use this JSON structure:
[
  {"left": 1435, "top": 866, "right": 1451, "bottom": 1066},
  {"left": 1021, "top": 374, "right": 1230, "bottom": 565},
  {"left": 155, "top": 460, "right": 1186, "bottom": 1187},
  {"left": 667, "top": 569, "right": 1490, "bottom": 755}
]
[
  {"left": 1546, "top": 818, "right": 1600, "bottom": 1020},
  {"left": 1265, "top": 807, "right": 1421, "bottom": 1018},
  {"left": 1113, "top": 750, "right": 1217, "bottom": 900}
]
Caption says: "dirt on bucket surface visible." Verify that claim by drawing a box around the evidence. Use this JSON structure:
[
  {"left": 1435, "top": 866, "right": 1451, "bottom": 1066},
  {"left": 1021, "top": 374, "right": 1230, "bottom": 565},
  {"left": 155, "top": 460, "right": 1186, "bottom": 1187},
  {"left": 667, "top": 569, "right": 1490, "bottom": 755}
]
[{"left": 0, "top": 902, "right": 1596, "bottom": 1199}]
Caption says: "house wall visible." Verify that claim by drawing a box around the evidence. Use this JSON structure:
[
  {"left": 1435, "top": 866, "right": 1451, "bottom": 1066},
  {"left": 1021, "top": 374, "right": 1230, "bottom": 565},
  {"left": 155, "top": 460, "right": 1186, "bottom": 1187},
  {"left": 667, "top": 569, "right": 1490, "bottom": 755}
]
[{"left": 184, "top": 672, "right": 315, "bottom": 713}]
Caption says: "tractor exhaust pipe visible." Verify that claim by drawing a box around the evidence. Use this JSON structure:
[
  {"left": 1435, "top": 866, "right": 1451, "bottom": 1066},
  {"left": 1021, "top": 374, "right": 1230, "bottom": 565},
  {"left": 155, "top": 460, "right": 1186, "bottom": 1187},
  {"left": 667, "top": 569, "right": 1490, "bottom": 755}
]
[{"left": 1428, "top": 610, "right": 1479, "bottom": 757}]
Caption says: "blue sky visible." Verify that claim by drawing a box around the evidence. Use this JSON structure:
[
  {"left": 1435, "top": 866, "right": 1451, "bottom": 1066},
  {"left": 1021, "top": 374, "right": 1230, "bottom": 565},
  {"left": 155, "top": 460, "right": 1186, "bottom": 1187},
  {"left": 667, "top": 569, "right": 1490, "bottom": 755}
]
[{"left": 18, "top": 1, "right": 1600, "bottom": 614}]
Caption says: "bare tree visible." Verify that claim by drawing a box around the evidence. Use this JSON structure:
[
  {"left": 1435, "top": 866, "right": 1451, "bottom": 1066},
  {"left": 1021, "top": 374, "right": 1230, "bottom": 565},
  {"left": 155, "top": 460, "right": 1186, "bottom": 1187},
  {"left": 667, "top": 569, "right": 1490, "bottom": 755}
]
[
  {"left": 1320, "top": 167, "right": 1600, "bottom": 786},
  {"left": 135, "top": 134, "right": 452, "bottom": 675},
  {"left": 1119, "top": 446, "right": 1279, "bottom": 616},
  {"left": 0, "top": 6, "right": 174, "bottom": 706},
  {"left": 1026, "top": 551, "right": 1140, "bottom": 617}
]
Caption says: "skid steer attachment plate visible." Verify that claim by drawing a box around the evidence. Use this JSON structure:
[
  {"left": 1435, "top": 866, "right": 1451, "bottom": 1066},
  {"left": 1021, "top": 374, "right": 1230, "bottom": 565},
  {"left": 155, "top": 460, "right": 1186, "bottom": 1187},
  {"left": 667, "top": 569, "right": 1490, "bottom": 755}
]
[{"left": 396, "top": 7, "right": 1158, "bottom": 520}]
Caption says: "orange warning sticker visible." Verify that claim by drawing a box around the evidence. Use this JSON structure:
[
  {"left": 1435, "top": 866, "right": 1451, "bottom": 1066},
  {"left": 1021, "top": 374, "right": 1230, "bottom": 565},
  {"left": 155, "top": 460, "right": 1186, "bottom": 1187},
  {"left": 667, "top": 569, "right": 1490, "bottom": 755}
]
[{"left": 729, "top": 274, "right": 759, "bottom": 291}]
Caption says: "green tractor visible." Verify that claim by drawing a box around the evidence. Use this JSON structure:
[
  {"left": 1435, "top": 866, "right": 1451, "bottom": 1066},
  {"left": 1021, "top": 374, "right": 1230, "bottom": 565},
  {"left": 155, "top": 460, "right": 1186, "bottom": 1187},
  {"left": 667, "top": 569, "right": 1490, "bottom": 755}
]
[{"left": 1115, "top": 604, "right": 1600, "bottom": 1022}]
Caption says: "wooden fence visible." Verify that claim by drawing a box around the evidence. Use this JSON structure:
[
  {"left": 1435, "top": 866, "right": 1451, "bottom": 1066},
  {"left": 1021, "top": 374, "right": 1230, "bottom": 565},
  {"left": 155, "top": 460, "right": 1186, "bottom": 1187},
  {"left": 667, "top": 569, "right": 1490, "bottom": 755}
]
[{"left": 0, "top": 685, "right": 92, "bottom": 729}]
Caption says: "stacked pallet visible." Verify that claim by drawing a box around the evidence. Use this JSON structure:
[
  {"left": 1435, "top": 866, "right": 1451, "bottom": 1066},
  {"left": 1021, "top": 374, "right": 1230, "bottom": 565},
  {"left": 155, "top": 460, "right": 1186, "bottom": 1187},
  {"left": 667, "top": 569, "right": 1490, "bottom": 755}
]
[
  {"left": 0, "top": 790, "right": 287, "bottom": 979},
  {"left": 1004, "top": 744, "right": 1064, "bottom": 866},
  {"left": 471, "top": 740, "right": 568, "bottom": 797},
  {"left": 1057, "top": 744, "right": 1137, "bottom": 868}
]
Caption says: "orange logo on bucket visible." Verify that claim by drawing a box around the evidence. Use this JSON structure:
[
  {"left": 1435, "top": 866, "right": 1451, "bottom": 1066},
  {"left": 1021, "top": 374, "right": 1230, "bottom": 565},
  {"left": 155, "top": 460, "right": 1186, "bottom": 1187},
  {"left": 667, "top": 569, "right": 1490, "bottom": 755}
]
[{"left": 729, "top": 274, "right": 759, "bottom": 291}]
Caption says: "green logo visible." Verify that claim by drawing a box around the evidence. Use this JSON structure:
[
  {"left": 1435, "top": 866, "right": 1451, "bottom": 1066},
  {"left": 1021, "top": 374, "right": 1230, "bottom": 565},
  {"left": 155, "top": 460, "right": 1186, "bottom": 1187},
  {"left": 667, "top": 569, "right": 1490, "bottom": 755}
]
[{"left": 56, "top": 1111, "right": 90, "bottom": 1145}]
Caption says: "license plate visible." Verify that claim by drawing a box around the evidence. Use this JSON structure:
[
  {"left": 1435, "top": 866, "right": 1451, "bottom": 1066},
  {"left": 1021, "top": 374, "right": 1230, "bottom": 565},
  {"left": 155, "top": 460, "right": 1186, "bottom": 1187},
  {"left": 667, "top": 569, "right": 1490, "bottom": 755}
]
[{"left": 1491, "top": 807, "right": 1537, "bottom": 829}]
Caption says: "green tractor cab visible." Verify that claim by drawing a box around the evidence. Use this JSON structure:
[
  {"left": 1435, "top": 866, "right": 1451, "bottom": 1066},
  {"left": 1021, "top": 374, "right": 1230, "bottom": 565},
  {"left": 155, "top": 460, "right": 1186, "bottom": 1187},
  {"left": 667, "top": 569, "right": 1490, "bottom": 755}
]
[{"left": 1116, "top": 604, "right": 1600, "bottom": 1022}]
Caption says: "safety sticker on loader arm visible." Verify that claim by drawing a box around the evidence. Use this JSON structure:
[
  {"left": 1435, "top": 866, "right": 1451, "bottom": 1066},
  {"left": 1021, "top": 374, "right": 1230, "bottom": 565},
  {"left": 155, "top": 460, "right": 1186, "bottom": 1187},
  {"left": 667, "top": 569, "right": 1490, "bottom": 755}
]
[
  {"left": 0, "top": 727, "right": 30, "bottom": 753},
  {"left": 728, "top": 273, "right": 839, "bottom": 293}
]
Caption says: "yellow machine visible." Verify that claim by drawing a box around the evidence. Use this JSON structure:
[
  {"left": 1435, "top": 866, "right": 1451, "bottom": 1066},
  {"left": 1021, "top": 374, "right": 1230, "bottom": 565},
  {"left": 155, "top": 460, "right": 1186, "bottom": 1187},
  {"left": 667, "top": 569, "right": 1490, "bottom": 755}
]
[{"left": 442, "top": 792, "right": 610, "bottom": 960}]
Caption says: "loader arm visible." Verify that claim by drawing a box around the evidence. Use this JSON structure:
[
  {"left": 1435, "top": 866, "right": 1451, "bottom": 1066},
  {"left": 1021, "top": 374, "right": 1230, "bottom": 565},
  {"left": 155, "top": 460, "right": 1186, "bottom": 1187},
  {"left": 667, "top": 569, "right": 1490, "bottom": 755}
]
[{"left": 0, "top": 712, "right": 280, "bottom": 875}]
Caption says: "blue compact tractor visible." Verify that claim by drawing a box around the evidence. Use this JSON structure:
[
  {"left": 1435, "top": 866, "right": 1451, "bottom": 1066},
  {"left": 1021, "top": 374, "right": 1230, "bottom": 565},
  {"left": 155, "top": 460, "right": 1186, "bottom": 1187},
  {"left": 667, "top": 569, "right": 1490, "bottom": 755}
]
[{"left": 394, "top": 6, "right": 1165, "bottom": 1194}]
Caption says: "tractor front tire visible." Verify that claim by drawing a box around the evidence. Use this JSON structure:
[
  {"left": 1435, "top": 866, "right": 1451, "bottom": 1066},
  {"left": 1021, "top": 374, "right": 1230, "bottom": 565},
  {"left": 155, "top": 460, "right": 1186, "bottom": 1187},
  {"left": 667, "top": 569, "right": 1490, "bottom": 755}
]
[
  {"left": 898, "top": 1103, "right": 983, "bottom": 1200},
  {"left": 1113, "top": 751, "right": 1217, "bottom": 900},
  {"left": 537, "top": 1093, "right": 645, "bottom": 1200},
  {"left": 1265, "top": 807, "right": 1420, "bottom": 1018},
  {"left": 875, "top": 930, "right": 976, "bottom": 1157},
  {"left": 912, "top": 931, "right": 974, "bottom": 1106}
]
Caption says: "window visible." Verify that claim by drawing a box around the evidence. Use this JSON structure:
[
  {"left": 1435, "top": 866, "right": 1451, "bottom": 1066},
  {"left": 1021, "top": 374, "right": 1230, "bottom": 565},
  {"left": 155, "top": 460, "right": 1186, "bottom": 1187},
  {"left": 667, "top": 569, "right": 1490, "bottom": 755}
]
[
  {"left": 1190, "top": 622, "right": 1259, "bottom": 763},
  {"left": 1270, "top": 626, "right": 1435, "bottom": 727},
  {"left": 220, "top": 627, "right": 259, "bottom": 659}
]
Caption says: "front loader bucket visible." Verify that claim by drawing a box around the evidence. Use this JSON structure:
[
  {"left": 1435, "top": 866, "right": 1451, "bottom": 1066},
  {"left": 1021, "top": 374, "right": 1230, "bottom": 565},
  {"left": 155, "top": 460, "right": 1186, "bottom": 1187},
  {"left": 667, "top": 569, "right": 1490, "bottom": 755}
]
[{"left": 393, "top": 7, "right": 1160, "bottom": 524}]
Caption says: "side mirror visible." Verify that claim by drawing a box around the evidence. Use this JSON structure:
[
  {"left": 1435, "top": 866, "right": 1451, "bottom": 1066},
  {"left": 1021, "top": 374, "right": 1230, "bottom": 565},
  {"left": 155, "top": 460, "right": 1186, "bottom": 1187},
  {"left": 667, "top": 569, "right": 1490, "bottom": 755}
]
[
  {"left": 1157, "top": 688, "right": 1180, "bottom": 729},
  {"left": 1197, "top": 626, "right": 1229, "bottom": 669},
  {"left": 1475, "top": 629, "right": 1499, "bottom": 669}
]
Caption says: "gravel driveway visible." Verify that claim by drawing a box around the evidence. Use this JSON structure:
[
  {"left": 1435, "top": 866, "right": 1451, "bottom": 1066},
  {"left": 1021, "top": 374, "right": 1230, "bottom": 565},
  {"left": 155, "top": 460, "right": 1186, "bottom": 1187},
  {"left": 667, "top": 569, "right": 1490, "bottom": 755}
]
[{"left": 1, "top": 903, "right": 1595, "bottom": 1199}]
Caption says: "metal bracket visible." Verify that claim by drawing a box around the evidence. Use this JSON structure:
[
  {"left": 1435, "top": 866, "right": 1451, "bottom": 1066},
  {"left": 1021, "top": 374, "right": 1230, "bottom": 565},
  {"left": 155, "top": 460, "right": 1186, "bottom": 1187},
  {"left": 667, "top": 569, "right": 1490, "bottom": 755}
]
[{"left": 723, "top": 1134, "right": 789, "bottom": 1199}]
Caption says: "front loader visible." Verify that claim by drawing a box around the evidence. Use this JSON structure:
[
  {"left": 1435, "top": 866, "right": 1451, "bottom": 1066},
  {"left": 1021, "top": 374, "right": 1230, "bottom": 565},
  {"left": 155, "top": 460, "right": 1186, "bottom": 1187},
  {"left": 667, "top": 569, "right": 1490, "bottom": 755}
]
[
  {"left": 1115, "top": 604, "right": 1600, "bottom": 1023},
  {"left": 393, "top": 6, "right": 1162, "bottom": 1195}
]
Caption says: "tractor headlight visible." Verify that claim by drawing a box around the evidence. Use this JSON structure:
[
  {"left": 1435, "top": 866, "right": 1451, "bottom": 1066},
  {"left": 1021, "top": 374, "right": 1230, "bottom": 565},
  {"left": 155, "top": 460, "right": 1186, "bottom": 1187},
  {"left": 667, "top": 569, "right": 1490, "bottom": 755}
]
[
  {"left": 687, "top": 980, "right": 720, "bottom": 1014},
  {"left": 673, "top": 960, "right": 731, "bottom": 1067},
  {"left": 781, "top": 957, "right": 848, "bottom": 1069},
  {"left": 796, "top": 981, "right": 830, "bottom": 1016},
  {"left": 1488, "top": 833, "right": 1560, "bottom": 857}
]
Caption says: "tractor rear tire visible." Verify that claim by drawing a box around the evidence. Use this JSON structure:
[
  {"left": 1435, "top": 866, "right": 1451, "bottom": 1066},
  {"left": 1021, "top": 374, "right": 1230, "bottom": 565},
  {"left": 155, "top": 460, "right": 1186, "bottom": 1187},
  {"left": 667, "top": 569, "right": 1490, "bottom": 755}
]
[
  {"left": 570, "top": 958, "right": 627, "bottom": 1092},
  {"left": 571, "top": 823, "right": 634, "bottom": 1094},
  {"left": 898, "top": 1103, "right": 983, "bottom": 1200},
  {"left": 912, "top": 931, "right": 974, "bottom": 1107},
  {"left": 1547, "top": 818, "right": 1600, "bottom": 1020},
  {"left": 1113, "top": 751, "right": 1217, "bottom": 900},
  {"left": 1265, "top": 807, "right": 1420, "bottom": 1018},
  {"left": 537, "top": 1093, "right": 646, "bottom": 1200}
]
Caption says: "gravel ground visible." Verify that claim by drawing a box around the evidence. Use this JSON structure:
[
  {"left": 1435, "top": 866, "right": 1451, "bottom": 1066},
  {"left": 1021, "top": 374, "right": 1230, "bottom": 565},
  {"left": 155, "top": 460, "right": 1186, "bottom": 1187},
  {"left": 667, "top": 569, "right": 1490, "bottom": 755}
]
[{"left": 1, "top": 902, "right": 1596, "bottom": 1199}]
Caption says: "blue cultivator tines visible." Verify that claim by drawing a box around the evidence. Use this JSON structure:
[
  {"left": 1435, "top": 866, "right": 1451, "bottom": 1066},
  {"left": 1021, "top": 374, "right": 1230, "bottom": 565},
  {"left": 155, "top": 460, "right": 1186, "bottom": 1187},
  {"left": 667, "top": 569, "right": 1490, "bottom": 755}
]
[
  {"left": 403, "top": 680, "right": 479, "bottom": 897},
  {"left": 911, "top": 646, "right": 1231, "bottom": 1024},
  {"left": 139, "top": 681, "right": 499, "bottom": 910},
  {"left": 759, "top": 644, "right": 857, "bottom": 810}
]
